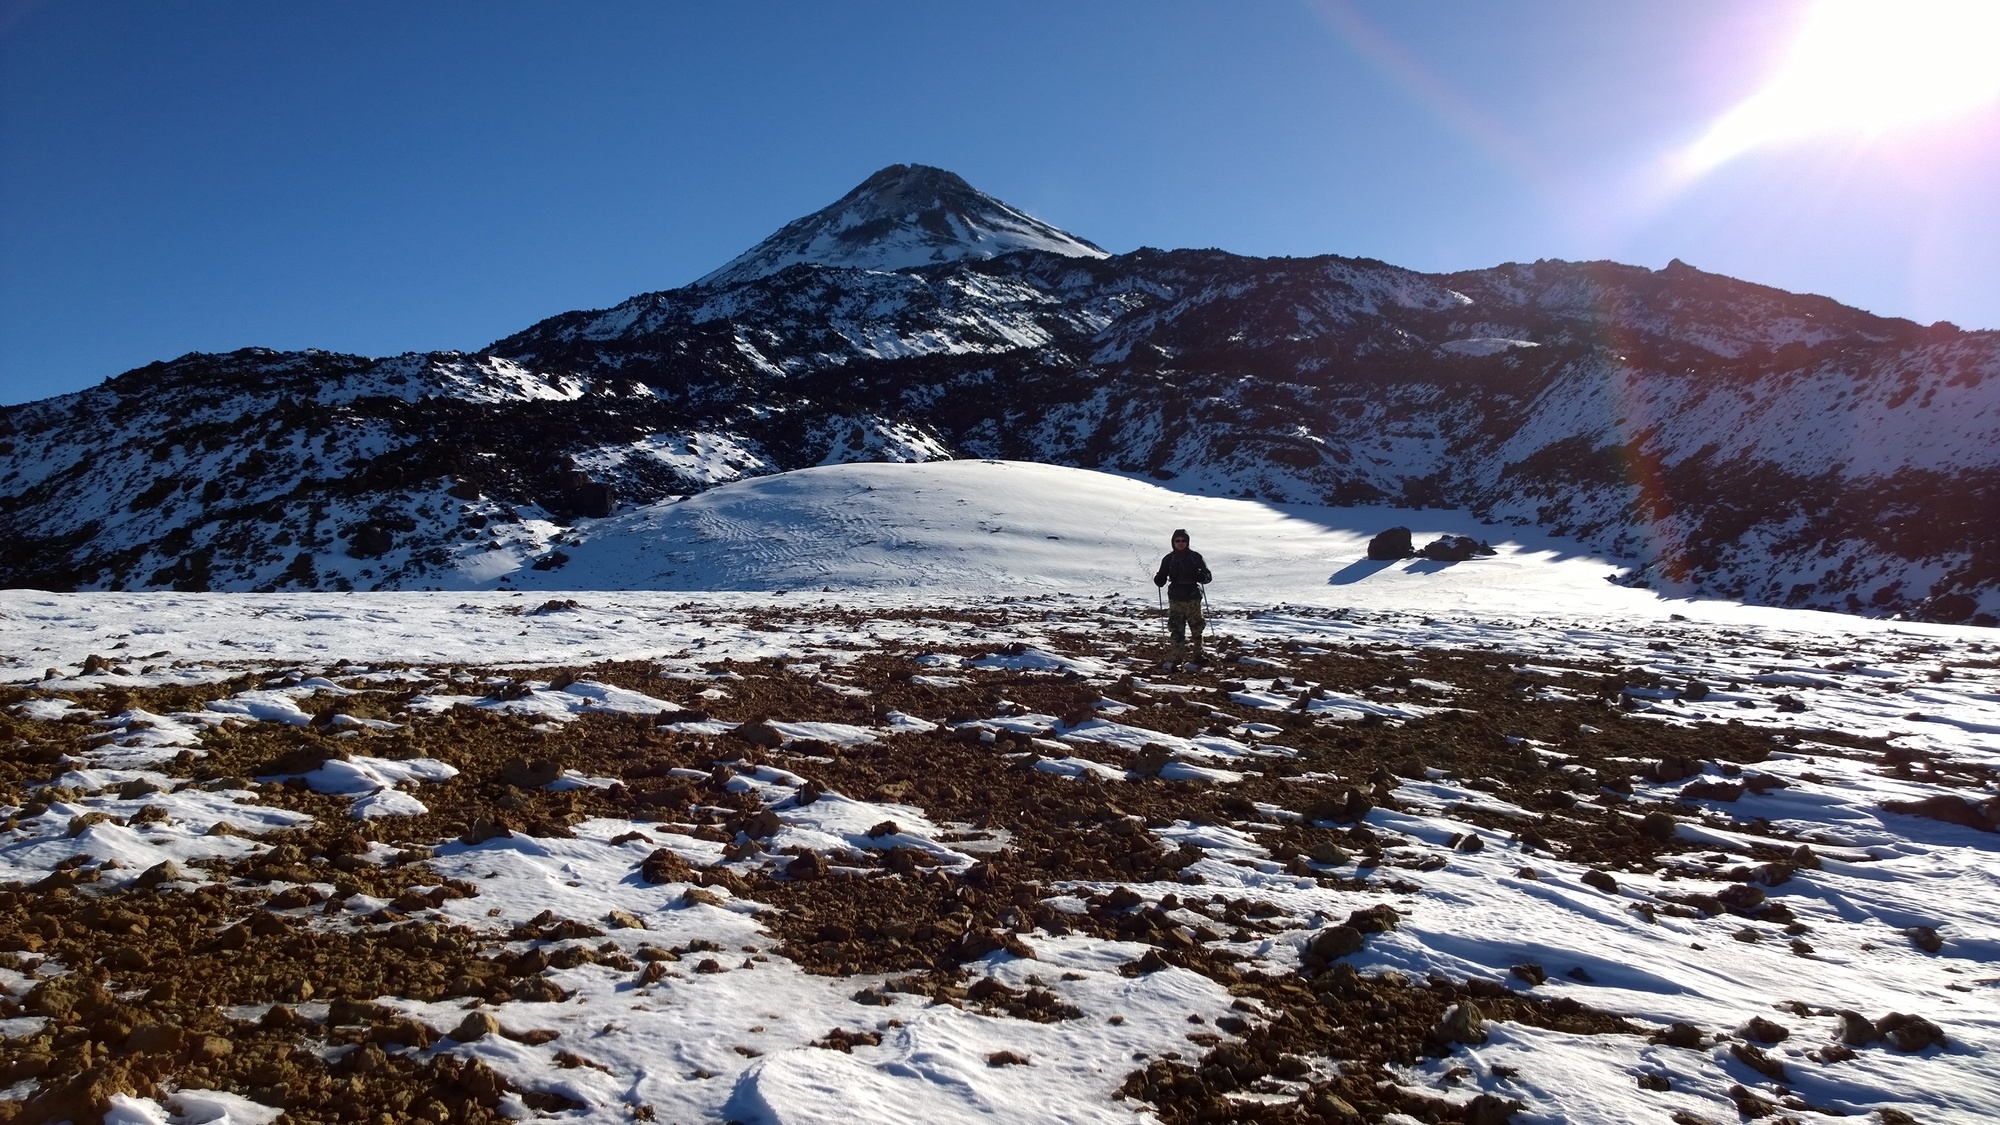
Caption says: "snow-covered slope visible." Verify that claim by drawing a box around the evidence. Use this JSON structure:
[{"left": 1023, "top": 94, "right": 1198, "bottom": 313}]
[
  {"left": 491, "top": 459, "right": 1675, "bottom": 617},
  {"left": 697, "top": 164, "right": 1107, "bottom": 288}
]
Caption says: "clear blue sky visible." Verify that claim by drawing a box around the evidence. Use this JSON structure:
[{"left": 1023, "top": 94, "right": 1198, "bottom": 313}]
[{"left": 4, "top": 0, "right": 1997, "bottom": 404}]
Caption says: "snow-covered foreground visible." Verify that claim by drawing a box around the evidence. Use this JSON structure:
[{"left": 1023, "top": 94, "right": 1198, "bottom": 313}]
[{"left": 2, "top": 462, "right": 1997, "bottom": 1125}]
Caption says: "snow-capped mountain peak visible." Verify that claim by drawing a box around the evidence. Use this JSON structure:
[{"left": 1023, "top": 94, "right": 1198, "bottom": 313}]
[{"left": 695, "top": 163, "right": 1108, "bottom": 287}]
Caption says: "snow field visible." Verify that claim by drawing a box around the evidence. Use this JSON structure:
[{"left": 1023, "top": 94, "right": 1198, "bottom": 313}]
[{"left": 1, "top": 460, "right": 1996, "bottom": 1123}]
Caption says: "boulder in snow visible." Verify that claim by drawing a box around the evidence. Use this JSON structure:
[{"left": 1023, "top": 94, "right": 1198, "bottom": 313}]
[
  {"left": 1419, "top": 534, "right": 1495, "bottom": 562},
  {"left": 1365, "top": 527, "right": 1414, "bottom": 560}
]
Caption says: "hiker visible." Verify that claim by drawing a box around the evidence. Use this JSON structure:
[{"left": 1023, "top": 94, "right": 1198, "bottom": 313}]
[{"left": 1152, "top": 528, "right": 1212, "bottom": 670}]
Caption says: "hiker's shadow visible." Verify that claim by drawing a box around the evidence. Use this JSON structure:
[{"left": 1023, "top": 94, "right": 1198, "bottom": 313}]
[{"left": 1327, "top": 558, "right": 1397, "bottom": 585}]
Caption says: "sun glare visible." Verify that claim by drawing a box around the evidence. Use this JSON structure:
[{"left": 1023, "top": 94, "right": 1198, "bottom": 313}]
[{"left": 1684, "top": 0, "right": 2000, "bottom": 172}]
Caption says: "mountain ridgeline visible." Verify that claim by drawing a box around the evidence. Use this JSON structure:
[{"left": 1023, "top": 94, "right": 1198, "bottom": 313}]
[{"left": 2, "top": 164, "right": 1995, "bottom": 623}]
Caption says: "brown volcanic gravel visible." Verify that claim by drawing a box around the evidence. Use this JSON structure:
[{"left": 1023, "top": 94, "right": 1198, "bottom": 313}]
[{"left": 0, "top": 618, "right": 1952, "bottom": 1124}]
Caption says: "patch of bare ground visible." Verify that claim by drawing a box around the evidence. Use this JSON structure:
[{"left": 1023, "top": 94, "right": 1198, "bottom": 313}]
[{"left": 0, "top": 625, "right": 1949, "bottom": 1123}]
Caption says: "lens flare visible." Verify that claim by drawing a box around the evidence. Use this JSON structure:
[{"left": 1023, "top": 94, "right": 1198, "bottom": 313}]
[{"left": 1683, "top": 0, "right": 2000, "bottom": 173}]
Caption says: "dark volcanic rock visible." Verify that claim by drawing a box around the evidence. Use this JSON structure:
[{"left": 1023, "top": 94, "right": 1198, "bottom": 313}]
[
  {"left": 1307, "top": 925, "right": 1364, "bottom": 961},
  {"left": 1435, "top": 1001, "right": 1488, "bottom": 1045},
  {"left": 1649, "top": 754, "right": 1700, "bottom": 783},
  {"left": 1876, "top": 1012, "right": 1945, "bottom": 1052},
  {"left": 1419, "top": 534, "right": 1490, "bottom": 562},
  {"left": 1580, "top": 869, "right": 1619, "bottom": 894},
  {"left": 1883, "top": 794, "right": 2000, "bottom": 831},
  {"left": 1366, "top": 527, "right": 1415, "bottom": 561}
]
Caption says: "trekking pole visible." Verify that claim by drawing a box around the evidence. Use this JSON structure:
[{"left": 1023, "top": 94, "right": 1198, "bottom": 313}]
[{"left": 1201, "top": 583, "right": 1218, "bottom": 657}]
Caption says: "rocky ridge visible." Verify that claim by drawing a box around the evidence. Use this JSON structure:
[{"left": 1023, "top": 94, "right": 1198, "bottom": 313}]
[{"left": 0, "top": 165, "right": 1994, "bottom": 622}]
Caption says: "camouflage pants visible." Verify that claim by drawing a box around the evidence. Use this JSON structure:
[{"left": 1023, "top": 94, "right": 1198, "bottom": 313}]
[{"left": 1167, "top": 598, "right": 1205, "bottom": 661}]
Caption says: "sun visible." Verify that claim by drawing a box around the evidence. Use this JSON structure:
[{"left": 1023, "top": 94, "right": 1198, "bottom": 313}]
[{"left": 1683, "top": 0, "right": 2000, "bottom": 171}]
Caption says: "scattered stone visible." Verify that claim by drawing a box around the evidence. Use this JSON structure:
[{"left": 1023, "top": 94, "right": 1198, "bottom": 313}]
[
  {"left": 453, "top": 1011, "right": 503, "bottom": 1042},
  {"left": 1649, "top": 754, "right": 1700, "bottom": 783},
  {"left": 1658, "top": 1022, "right": 1704, "bottom": 1049},
  {"left": 734, "top": 720, "right": 785, "bottom": 748},
  {"left": 1130, "top": 746, "right": 1174, "bottom": 776},
  {"left": 1580, "top": 869, "right": 1619, "bottom": 894},
  {"left": 1905, "top": 925, "right": 1943, "bottom": 953},
  {"left": 1730, "top": 1042, "right": 1786, "bottom": 1081},
  {"left": 786, "top": 852, "right": 829, "bottom": 880},
  {"left": 1751, "top": 862, "right": 1794, "bottom": 887},
  {"left": 1638, "top": 811, "right": 1677, "bottom": 840},
  {"left": 1728, "top": 1084, "right": 1776, "bottom": 1118},
  {"left": 1420, "top": 534, "right": 1489, "bottom": 562},
  {"left": 123, "top": 1022, "right": 184, "bottom": 1055},
  {"left": 1875, "top": 1012, "right": 1944, "bottom": 1052},
  {"left": 1310, "top": 1092, "right": 1362, "bottom": 1122},
  {"left": 1436, "top": 1001, "right": 1487, "bottom": 1045},
  {"left": 1464, "top": 1093, "right": 1522, "bottom": 1125},
  {"left": 67, "top": 811, "right": 116, "bottom": 836},
  {"left": 1509, "top": 963, "right": 1546, "bottom": 986},
  {"left": 1739, "top": 1016, "right": 1789, "bottom": 1044},
  {"left": 639, "top": 847, "right": 695, "bottom": 884},
  {"left": 460, "top": 818, "right": 513, "bottom": 845},
  {"left": 374, "top": 1018, "right": 439, "bottom": 1049},
  {"left": 260, "top": 1004, "right": 303, "bottom": 1031},
  {"left": 607, "top": 910, "right": 647, "bottom": 930},
  {"left": 1307, "top": 925, "right": 1364, "bottom": 961},
  {"left": 986, "top": 1050, "right": 1031, "bottom": 1067},
  {"left": 1880, "top": 795, "right": 2000, "bottom": 832},
  {"left": 1717, "top": 883, "right": 1766, "bottom": 912},
  {"left": 1345, "top": 904, "right": 1399, "bottom": 933},
  {"left": 1744, "top": 773, "right": 1789, "bottom": 796},
  {"left": 101, "top": 945, "right": 150, "bottom": 972},
  {"left": 1310, "top": 841, "right": 1350, "bottom": 865},
  {"left": 503, "top": 756, "right": 562, "bottom": 788},
  {"left": 511, "top": 976, "right": 571, "bottom": 1003},
  {"left": 1681, "top": 780, "right": 1745, "bottom": 802},
  {"left": 1837, "top": 1010, "right": 1878, "bottom": 1047},
  {"left": 1104, "top": 886, "right": 1145, "bottom": 911}
]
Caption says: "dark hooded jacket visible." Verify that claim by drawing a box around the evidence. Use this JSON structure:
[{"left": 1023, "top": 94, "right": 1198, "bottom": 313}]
[{"left": 1154, "top": 548, "right": 1212, "bottom": 602}]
